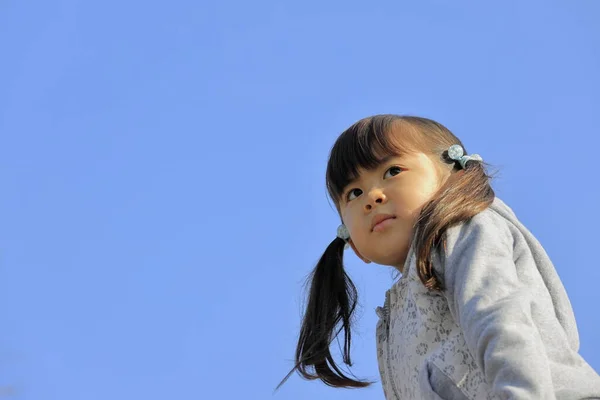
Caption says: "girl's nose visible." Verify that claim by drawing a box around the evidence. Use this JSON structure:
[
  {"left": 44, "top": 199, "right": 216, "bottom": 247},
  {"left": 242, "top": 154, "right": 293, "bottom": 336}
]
[{"left": 364, "top": 190, "right": 387, "bottom": 211}]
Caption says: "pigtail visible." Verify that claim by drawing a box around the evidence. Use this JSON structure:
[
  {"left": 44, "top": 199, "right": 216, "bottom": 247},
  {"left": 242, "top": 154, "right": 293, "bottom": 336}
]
[
  {"left": 413, "top": 155, "right": 495, "bottom": 291},
  {"left": 276, "top": 237, "right": 371, "bottom": 390}
]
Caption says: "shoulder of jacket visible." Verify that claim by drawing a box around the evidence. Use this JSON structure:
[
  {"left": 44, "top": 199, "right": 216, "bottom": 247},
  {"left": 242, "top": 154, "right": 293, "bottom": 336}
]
[{"left": 445, "top": 206, "right": 513, "bottom": 246}]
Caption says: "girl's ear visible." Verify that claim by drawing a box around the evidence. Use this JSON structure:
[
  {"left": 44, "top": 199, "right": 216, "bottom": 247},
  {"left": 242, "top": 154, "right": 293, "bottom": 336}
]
[{"left": 349, "top": 239, "right": 371, "bottom": 264}]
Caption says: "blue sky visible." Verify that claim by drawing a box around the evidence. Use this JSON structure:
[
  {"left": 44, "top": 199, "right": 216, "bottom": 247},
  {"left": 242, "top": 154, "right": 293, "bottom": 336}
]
[{"left": 1, "top": 1, "right": 599, "bottom": 399}]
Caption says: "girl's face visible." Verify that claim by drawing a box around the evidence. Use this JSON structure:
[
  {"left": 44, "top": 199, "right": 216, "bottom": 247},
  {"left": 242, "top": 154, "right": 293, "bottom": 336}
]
[{"left": 339, "top": 151, "right": 449, "bottom": 271}]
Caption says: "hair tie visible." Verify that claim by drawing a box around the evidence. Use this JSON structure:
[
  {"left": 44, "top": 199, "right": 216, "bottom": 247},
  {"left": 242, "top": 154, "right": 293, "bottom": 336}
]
[
  {"left": 337, "top": 224, "right": 351, "bottom": 249},
  {"left": 447, "top": 144, "right": 483, "bottom": 169}
]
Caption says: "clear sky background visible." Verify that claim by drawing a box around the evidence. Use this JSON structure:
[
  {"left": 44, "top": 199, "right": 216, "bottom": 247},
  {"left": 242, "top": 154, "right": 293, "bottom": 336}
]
[{"left": 1, "top": 1, "right": 599, "bottom": 399}]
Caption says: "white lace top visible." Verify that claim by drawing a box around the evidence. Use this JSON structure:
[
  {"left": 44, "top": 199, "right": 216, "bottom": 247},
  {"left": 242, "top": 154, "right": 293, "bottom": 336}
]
[{"left": 376, "top": 252, "right": 498, "bottom": 399}]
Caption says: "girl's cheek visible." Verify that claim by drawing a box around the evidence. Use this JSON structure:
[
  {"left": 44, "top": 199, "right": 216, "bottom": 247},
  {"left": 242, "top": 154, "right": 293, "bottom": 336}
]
[
  {"left": 344, "top": 218, "right": 360, "bottom": 241},
  {"left": 340, "top": 205, "right": 354, "bottom": 226}
]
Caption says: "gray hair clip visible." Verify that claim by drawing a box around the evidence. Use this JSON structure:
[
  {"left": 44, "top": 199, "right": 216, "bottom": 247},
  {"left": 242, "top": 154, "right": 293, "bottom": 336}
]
[
  {"left": 337, "top": 224, "right": 351, "bottom": 249},
  {"left": 447, "top": 144, "right": 483, "bottom": 169}
]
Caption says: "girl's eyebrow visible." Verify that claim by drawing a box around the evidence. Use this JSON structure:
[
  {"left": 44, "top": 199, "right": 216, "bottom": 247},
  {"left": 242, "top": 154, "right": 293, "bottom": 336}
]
[
  {"left": 378, "top": 154, "right": 403, "bottom": 164},
  {"left": 345, "top": 155, "right": 403, "bottom": 186},
  {"left": 341, "top": 178, "right": 360, "bottom": 200}
]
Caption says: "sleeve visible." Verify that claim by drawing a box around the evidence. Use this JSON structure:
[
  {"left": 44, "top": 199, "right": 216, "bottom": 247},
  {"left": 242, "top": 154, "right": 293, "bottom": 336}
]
[{"left": 440, "top": 210, "right": 555, "bottom": 400}]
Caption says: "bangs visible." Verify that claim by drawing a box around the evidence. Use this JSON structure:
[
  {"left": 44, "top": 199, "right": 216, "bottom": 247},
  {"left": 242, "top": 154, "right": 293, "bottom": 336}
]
[{"left": 326, "top": 115, "right": 417, "bottom": 203}]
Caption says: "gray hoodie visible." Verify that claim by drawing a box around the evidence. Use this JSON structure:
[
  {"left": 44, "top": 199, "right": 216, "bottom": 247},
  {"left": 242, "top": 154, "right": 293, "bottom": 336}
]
[{"left": 375, "top": 198, "right": 600, "bottom": 399}]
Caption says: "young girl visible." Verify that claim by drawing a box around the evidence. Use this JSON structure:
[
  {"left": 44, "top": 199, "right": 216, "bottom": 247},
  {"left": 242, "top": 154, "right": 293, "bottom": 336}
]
[{"left": 282, "top": 115, "right": 600, "bottom": 399}]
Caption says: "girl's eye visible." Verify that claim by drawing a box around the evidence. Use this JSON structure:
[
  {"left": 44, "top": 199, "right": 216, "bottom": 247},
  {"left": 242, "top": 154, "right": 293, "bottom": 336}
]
[
  {"left": 384, "top": 166, "right": 403, "bottom": 178},
  {"left": 347, "top": 188, "right": 363, "bottom": 201}
]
